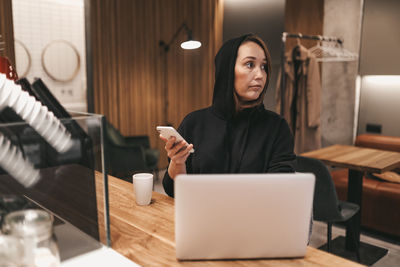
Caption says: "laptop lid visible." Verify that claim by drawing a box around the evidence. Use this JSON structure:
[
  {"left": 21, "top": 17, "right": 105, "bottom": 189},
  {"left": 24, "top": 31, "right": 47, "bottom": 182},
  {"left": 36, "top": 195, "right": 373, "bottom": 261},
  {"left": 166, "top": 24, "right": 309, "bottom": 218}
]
[{"left": 174, "top": 173, "right": 315, "bottom": 260}]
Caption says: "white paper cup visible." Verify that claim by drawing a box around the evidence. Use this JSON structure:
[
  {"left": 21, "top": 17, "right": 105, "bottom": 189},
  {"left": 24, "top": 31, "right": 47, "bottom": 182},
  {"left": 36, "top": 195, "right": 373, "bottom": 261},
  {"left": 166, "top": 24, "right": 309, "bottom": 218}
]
[{"left": 132, "top": 173, "right": 153, "bottom": 205}]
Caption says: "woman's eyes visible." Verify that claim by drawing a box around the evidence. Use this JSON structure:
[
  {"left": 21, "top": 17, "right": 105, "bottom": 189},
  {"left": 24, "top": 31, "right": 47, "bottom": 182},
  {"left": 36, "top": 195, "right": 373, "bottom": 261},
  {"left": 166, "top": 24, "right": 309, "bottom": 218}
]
[
  {"left": 245, "top": 62, "right": 267, "bottom": 71},
  {"left": 245, "top": 62, "right": 254, "bottom": 68}
]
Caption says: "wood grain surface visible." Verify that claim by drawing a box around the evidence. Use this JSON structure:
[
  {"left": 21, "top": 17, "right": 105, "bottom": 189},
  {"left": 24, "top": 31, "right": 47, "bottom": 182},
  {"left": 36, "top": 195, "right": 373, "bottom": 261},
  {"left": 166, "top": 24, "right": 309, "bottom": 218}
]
[
  {"left": 301, "top": 145, "right": 400, "bottom": 173},
  {"left": 95, "top": 173, "right": 364, "bottom": 266},
  {"left": 89, "top": 0, "right": 224, "bottom": 167},
  {"left": 284, "top": 0, "right": 324, "bottom": 52}
]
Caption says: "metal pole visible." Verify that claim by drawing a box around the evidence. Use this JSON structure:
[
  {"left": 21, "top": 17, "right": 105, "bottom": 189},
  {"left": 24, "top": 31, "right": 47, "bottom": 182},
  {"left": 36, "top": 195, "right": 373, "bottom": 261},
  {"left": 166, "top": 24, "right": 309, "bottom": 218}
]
[
  {"left": 84, "top": 0, "right": 94, "bottom": 113},
  {"left": 163, "top": 49, "right": 169, "bottom": 125},
  {"left": 100, "top": 116, "right": 111, "bottom": 247},
  {"left": 280, "top": 33, "right": 287, "bottom": 116}
]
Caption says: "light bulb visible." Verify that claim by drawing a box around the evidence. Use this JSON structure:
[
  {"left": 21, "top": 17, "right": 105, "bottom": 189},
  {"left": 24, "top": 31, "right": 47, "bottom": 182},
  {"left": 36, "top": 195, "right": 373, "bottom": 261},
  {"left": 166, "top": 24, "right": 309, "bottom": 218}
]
[{"left": 180, "top": 40, "right": 201, "bottom": 50}]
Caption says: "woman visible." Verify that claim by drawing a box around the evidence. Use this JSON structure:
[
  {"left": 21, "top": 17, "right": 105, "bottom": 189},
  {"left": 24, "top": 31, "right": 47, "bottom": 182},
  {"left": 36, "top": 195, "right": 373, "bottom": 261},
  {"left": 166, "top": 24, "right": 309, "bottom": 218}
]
[{"left": 160, "top": 34, "right": 296, "bottom": 198}]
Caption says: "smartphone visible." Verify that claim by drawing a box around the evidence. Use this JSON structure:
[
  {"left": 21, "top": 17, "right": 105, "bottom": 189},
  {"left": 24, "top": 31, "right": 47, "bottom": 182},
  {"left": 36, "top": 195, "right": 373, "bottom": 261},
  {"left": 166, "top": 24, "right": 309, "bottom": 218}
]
[{"left": 156, "top": 126, "right": 194, "bottom": 153}]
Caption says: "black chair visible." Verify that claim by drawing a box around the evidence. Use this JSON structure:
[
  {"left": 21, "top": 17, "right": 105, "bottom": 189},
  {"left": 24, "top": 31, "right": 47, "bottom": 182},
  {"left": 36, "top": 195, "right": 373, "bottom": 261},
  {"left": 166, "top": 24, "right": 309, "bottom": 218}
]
[
  {"left": 296, "top": 156, "right": 360, "bottom": 261},
  {"left": 104, "top": 121, "right": 159, "bottom": 180}
]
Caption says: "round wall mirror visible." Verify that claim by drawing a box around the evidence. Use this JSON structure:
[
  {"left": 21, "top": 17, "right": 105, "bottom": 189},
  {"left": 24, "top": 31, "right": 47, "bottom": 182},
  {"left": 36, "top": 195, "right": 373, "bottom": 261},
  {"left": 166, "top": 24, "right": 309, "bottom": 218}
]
[
  {"left": 14, "top": 40, "right": 32, "bottom": 77},
  {"left": 41, "top": 40, "right": 80, "bottom": 82}
]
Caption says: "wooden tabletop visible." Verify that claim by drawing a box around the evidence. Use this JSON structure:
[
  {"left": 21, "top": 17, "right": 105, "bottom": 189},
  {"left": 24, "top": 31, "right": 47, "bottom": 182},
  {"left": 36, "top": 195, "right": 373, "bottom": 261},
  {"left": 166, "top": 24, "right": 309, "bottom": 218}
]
[
  {"left": 301, "top": 144, "right": 400, "bottom": 173},
  {"left": 95, "top": 173, "right": 364, "bottom": 266}
]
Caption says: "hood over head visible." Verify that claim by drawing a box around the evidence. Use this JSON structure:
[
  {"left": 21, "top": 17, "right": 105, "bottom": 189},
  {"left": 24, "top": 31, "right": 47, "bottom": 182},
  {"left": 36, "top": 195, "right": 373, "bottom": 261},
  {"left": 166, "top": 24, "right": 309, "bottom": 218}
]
[{"left": 212, "top": 34, "right": 271, "bottom": 120}]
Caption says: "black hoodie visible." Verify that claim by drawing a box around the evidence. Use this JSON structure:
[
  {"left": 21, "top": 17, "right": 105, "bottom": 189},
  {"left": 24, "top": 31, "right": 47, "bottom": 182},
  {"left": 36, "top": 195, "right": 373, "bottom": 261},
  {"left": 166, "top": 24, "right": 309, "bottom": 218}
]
[{"left": 162, "top": 34, "right": 296, "bottom": 197}]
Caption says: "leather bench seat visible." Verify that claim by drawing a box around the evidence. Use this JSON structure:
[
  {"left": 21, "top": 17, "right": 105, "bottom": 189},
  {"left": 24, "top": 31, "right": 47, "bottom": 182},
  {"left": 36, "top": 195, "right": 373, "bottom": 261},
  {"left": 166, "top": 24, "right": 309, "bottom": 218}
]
[
  {"left": 331, "top": 168, "right": 400, "bottom": 237},
  {"left": 330, "top": 134, "right": 400, "bottom": 238}
]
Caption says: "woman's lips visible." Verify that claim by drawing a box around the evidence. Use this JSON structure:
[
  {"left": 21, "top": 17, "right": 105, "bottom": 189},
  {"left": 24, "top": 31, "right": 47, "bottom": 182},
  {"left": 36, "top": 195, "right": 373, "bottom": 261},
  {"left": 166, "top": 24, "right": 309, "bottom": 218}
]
[{"left": 248, "top": 85, "right": 262, "bottom": 90}]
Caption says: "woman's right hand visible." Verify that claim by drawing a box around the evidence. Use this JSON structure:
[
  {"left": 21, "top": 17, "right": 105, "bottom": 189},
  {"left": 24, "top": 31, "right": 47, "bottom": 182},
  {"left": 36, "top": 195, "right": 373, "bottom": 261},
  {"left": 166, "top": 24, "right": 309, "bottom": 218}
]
[{"left": 159, "top": 135, "right": 194, "bottom": 179}]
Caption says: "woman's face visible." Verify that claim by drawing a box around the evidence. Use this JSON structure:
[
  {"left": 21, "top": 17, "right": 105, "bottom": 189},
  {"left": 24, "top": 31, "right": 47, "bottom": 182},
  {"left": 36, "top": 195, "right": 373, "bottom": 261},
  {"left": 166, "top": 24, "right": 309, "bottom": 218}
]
[{"left": 234, "top": 41, "right": 267, "bottom": 102}]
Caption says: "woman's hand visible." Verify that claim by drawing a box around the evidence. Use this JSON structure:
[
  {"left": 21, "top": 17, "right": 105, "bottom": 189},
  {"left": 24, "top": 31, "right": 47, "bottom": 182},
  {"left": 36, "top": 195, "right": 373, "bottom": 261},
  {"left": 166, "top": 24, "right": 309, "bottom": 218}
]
[{"left": 159, "top": 135, "right": 194, "bottom": 179}]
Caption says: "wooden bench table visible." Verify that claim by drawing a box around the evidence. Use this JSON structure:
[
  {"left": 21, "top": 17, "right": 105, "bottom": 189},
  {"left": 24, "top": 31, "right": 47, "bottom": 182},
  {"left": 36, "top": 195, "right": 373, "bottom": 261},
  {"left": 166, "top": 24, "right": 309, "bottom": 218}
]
[{"left": 302, "top": 144, "right": 400, "bottom": 263}]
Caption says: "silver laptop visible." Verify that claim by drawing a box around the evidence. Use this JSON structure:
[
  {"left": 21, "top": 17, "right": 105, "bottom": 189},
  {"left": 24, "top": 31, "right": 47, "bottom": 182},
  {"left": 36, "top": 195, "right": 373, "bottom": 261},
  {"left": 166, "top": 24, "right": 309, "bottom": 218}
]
[{"left": 174, "top": 173, "right": 315, "bottom": 260}]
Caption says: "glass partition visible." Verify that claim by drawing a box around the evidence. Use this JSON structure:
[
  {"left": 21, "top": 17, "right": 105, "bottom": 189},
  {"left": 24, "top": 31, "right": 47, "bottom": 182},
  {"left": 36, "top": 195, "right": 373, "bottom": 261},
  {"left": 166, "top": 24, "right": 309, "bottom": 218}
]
[{"left": 0, "top": 112, "right": 110, "bottom": 260}]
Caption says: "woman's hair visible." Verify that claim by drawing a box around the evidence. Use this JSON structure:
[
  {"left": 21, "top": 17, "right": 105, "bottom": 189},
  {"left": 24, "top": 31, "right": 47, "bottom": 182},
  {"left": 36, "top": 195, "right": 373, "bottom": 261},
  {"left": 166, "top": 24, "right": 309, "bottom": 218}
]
[{"left": 234, "top": 34, "right": 272, "bottom": 111}]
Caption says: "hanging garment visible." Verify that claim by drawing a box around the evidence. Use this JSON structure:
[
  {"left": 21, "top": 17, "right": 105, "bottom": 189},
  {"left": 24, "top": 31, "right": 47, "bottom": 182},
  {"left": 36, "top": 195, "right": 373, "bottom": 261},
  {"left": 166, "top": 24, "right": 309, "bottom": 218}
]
[{"left": 276, "top": 44, "right": 321, "bottom": 154}]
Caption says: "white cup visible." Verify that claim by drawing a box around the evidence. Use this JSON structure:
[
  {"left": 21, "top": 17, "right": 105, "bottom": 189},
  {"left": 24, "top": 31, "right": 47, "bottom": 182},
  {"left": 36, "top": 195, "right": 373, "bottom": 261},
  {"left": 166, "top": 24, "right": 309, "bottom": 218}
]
[{"left": 132, "top": 173, "right": 153, "bottom": 205}]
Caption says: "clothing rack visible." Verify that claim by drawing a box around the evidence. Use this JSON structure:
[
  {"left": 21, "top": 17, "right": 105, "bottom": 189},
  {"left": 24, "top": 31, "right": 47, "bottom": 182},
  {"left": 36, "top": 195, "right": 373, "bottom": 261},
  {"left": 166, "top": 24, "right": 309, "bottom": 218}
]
[{"left": 279, "top": 32, "right": 343, "bottom": 116}]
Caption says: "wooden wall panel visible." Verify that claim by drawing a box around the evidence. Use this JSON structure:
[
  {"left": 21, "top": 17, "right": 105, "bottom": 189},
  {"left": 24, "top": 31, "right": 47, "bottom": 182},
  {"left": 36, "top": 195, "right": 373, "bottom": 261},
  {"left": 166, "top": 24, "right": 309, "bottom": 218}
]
[
  {"left": 285, "top": 0, "right": 324, "bottom": 51},
  {"left": 0, "top": 0, "right": 16, "bottom": 67},
  {"left": 90, "top": 0, "right": 223, "bottom": 167}
]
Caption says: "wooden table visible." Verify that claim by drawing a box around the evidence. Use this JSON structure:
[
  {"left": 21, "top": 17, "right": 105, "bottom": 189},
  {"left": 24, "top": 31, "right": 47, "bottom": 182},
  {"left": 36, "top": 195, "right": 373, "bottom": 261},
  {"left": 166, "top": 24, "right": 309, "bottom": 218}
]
[
  {"left": 302, "top": 144, "right": 400, "bottom": 250},
  {"left": 95, "top": 173, "right": 363, "bottom": 266}
]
